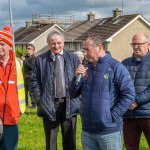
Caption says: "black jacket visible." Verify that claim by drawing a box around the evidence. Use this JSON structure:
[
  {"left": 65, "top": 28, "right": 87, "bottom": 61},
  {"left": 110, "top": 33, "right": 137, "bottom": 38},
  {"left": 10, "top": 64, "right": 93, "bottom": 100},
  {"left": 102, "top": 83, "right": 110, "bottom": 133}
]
[
  {"left": 30, "top": 50, "right": 81, "bottom": 121},
  {"left": 23, "top": 54, "right": 36, "bottom": 78}
]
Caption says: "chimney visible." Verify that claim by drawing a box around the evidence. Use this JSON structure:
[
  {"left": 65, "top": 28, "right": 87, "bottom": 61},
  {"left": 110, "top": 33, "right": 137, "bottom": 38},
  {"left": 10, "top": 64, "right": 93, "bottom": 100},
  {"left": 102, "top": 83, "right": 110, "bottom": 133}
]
[
  {"left": 113, "top": 8, "right": 122, "bottom": 17},
  {"left": 26, "top": 21, "right": 32, "bottom": 28},
  {"left": 87, "top": 12, "right": 95, "bottom": 21}
]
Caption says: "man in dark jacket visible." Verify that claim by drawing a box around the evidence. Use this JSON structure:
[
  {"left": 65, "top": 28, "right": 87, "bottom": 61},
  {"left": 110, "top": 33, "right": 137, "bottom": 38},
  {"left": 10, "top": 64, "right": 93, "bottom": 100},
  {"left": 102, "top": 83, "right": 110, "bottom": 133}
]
[
  {"left": 30, "top": 30, "right": 80, "bottom": 150},
  {"left": 69, "top": 33, "right": 135, "bottom": 150},
  {"left": 21, "top": 44, "right": 36, "bottom": 108},
  {"left": 122, "top": 33, "right": 150, "bottom": 150}
]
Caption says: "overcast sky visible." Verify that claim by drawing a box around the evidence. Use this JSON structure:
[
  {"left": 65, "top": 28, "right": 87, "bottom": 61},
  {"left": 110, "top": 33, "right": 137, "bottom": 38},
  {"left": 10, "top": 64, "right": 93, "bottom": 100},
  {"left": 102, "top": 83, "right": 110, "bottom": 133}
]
[{"left": 0, "top": 0, "right": 150, "bottom": 31}]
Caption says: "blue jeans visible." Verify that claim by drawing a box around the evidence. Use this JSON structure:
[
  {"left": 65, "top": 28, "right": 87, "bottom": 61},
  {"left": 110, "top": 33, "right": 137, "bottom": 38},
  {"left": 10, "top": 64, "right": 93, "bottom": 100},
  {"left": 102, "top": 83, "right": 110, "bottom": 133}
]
[{"left": 81, "top": 130, "right": 122, "bottom": 150}]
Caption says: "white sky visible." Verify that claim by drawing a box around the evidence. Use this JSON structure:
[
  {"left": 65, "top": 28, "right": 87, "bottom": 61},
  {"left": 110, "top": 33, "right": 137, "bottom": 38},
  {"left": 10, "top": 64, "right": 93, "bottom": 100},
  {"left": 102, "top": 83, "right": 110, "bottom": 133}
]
[{"left": 0, "top": 0, "right": 150, "bottom": 31}]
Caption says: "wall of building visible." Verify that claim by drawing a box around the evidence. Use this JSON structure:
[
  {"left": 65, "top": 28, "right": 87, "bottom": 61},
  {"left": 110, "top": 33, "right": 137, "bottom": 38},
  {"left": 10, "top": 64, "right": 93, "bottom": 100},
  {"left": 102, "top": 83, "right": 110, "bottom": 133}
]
[
  {"left": 64, "top": 42, "right": 82, "bottom": 51},
  {"left": 107, "top": 19, "right": 150, "bottom": 61}
]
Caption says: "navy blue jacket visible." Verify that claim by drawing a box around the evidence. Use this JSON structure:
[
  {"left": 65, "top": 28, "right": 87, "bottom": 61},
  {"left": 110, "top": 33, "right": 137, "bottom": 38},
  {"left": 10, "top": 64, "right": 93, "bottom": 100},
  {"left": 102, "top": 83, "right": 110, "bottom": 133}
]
[
  {"left": 122, "top": 52, "right": 150, "bottom": 118},
  {"left": 30, "top": 50, "right": 81, "bottom": 121},
  {"left": 69, "top": 52, "right": 135, "bottom": 134}
]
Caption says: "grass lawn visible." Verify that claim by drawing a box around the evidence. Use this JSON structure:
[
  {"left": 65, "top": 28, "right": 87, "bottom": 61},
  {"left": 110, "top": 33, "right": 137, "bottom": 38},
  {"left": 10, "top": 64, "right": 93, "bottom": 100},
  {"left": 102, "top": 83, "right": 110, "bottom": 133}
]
[{"left": 18, "top": 108, "right": 149, "bottom": 150}]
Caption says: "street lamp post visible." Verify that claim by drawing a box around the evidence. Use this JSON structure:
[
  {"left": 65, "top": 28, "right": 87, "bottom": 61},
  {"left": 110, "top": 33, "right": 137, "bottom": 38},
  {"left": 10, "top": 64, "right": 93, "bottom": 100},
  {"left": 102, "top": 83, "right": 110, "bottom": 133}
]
[
  {"left": 8, "top": 0, "right": 15, "bottom": 51},
  {"left": 122, "top": 0, "right": 124, "bottom": 15}
]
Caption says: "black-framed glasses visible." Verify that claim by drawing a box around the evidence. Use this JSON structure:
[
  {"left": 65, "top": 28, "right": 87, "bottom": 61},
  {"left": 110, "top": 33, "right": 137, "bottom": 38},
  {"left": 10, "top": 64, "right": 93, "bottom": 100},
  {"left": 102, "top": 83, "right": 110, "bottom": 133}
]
[{"left": 131, "top": 42, "right": 148, "bottom": 47}]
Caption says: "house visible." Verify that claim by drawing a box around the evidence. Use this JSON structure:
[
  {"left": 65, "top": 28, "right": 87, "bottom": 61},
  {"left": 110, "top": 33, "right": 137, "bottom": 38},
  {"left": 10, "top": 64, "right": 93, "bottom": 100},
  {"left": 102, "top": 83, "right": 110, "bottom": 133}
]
[
  {"left": 15, "top": 8, "right": 150, "bottom": 61},
  {"left": 15, "top": 23, "right": 64, "bottom": 54},
  {"left": 64, "top": 8, "right": 150, "bottom": 61}
]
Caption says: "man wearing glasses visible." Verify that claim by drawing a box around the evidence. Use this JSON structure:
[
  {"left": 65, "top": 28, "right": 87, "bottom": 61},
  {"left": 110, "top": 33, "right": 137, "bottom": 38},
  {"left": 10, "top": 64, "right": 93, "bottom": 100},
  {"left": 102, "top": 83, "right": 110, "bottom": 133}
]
[
  {"left": 21, "top": 44, "right": 36, "bottom": 108},
  {"left": 122, "top": 33, "right": 150, "bottom": 150}
]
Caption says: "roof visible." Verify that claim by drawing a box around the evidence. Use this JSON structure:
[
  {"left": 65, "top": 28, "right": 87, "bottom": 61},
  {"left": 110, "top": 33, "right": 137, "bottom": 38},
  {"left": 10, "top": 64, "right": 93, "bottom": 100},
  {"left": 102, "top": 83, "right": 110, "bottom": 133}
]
[
  {"left": 15, "top": 24, "right": 63, "bottom": 43},
  {"left": 64, "top": 19, "right": 102, "bottom": 41},
  {"left": 15, "top": 13, "right": 150, "bottom": 45},
  {"left": 64, "top": 14, "right": 150, "bottom": 42}
]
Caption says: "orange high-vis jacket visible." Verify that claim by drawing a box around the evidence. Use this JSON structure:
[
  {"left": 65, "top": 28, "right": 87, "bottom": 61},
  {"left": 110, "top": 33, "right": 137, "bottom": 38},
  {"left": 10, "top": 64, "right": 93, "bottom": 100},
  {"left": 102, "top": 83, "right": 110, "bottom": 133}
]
[{"left": 0, "top": 50, "right": 25, "bottom": 125}]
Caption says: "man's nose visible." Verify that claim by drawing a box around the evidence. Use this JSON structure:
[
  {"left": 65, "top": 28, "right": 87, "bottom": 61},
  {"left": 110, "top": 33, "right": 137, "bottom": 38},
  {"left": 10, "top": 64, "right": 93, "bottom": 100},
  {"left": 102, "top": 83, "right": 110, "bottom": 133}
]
[
  {"left": 83, "top": 51, "right": 87, "bottom": 56},
  {"left": 55, "top": 44, "right": 60, "bottom": 48},
  {"left": 134, "top": 44, "right": 140, "bottom": 48}
]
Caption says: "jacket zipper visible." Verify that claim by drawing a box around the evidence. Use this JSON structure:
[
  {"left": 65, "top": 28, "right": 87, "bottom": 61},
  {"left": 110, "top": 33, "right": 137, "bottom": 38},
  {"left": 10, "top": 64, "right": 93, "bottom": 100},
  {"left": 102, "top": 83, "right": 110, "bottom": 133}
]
[{"left": 89, "top": 65, "right": 96, "bottom": 127}]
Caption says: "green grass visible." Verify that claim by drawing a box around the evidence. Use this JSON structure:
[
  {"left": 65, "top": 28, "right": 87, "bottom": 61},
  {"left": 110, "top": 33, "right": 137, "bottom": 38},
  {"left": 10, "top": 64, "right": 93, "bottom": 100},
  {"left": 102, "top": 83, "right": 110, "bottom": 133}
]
[
  {"left": 18, "top": 108, "right": 149, "bottom": 150},
  {"left": 18, "top": 108, "right": 82, "bottom": 150}
]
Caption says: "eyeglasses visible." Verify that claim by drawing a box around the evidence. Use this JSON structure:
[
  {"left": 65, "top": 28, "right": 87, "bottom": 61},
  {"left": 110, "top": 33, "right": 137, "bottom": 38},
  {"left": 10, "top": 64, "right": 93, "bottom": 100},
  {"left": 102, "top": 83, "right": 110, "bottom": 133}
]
[{"left": 131, "top": 42, "right": 148, "bottom": 47}]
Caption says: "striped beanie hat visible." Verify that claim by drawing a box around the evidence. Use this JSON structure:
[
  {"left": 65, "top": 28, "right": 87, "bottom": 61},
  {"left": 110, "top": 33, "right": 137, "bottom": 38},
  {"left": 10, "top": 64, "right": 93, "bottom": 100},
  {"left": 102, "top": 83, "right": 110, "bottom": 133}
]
[{"left": 0, "top": 26, "right": 13, "bottom": 47}]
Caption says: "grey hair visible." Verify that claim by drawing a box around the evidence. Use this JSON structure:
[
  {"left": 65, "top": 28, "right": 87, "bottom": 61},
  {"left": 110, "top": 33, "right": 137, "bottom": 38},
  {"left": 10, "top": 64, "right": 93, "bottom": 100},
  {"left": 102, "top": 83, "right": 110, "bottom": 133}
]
[
  {"left": 47, "top": 30, "right": 64, "bottom": 43},
  {"left": 83, "top": 33, "right": 104, "bottom": 46}
]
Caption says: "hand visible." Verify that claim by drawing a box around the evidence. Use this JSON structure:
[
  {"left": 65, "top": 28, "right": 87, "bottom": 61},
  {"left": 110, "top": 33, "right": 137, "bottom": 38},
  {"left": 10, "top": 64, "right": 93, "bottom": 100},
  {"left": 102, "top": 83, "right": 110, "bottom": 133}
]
[
  {"left": 20, "top": 56, "right": 25, "bottom": 61},
  {"left": 75, "top": 64, "right": 88, "bottom": 78},
  {"left": 129, "top": 102, "right": 138, "bottom": 110}
]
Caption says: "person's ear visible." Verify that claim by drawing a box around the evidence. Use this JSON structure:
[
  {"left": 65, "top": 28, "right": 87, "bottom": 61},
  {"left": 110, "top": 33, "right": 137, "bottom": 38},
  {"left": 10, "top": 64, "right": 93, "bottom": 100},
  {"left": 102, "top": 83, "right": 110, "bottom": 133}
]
[{"left": 98, "top": 44, "right": 103, "bottom": 52}]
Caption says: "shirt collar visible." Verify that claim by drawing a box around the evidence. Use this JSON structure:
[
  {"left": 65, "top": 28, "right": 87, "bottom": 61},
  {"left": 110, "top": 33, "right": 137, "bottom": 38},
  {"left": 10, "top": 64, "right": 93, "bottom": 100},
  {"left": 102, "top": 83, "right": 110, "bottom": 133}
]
[{"left": 51, "top": 50, "right": 64, "bottom": 61}]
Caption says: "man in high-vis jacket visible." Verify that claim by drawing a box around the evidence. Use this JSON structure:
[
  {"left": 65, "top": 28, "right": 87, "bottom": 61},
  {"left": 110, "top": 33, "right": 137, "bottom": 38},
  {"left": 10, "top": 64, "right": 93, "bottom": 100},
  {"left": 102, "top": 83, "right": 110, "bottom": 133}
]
[{"left": 0, "top": 26, "right": 26, "bottom": 149}]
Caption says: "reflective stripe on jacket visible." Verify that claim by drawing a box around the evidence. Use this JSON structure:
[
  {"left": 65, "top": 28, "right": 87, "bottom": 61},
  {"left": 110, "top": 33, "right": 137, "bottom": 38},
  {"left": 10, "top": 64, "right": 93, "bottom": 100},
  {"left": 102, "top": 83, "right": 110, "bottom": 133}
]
[
  {"left": 16, "top": 58, "right": 26, "bottom": 114},
  {"left": 0, "top": 51, "right": 25, "bottom": 125}
]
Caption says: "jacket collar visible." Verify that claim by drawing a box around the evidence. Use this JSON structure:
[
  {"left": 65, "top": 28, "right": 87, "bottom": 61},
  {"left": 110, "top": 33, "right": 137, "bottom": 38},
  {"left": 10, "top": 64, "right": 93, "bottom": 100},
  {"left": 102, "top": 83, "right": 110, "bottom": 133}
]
[
  {"left": 48, "top": 50, "right": 66, "bottom": 61},
  {"left": 88, "top": 51, "right": 112, "bottom": 69},
  {"left": 97, "top": 51, "right": 112, "bottom": 64},
  {"left": 132, "top": 51, "right": 150, "bottom": 63}
]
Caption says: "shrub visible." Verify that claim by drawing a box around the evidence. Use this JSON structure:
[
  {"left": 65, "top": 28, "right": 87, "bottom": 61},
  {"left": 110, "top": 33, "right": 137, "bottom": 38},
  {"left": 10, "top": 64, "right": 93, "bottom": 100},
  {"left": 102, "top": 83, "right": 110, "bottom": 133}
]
[{"left": 15, "top": 46, "right": 26, "bottom": 58}]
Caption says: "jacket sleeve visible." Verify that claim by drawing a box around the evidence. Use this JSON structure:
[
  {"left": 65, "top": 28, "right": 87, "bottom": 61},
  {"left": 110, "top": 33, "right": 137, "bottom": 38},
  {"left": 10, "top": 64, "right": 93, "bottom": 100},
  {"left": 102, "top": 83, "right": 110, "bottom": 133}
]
[
  {"left": 111, "top": 63, "right": 136, "bottom": 121},
  {"left": 30, "top": 58, "right": 42, "bottom": 105},
  {"left": 69, "top": 77, "right": 82, "bottom": 98},
  {"left": 136, "top": 85, "right": 150, "bottom": 105},
  {"left": 68, "top": 54, "right": 82, "bottom": 98}
]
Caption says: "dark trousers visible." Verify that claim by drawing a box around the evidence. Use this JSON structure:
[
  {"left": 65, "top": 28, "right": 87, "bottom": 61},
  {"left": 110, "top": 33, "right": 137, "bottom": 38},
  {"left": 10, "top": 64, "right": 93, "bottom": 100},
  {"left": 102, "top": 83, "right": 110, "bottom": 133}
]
[
  {"left": 0, "top": 125, "right": 18, "bottom": 150},
  {"left": 24, "top": 78, "right": 35, "bottom": 106},
  {"left": 123, "top": 118, "right": 150, "bottom": 150},
  {"left": 43, "top": 102, "right": 77, "bottom": 150}
]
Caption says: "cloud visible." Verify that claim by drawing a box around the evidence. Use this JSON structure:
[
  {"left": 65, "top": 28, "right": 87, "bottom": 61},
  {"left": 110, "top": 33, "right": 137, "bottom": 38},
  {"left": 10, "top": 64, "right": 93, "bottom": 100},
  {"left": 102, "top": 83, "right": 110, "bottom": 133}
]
[{"left": 1, "top": 0, "right": 150, "bottom": 30}]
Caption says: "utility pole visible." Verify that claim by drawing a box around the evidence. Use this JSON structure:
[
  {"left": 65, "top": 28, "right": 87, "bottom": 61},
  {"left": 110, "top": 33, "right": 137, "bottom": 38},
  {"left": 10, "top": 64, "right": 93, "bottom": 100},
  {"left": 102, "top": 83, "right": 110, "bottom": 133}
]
[
  {"left": 122, "top": 0, "right": 124, "bottom": 15},
  {"left": 8, "top": 0, "right": 15, "bottom": 51}
]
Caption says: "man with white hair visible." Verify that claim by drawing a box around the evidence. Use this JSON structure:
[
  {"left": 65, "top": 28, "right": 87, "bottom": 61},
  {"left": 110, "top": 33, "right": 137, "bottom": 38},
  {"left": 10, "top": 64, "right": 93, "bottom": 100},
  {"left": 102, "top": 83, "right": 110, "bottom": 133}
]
[{"left": 30, "top": 30, "right": 81, "bottom": 150}]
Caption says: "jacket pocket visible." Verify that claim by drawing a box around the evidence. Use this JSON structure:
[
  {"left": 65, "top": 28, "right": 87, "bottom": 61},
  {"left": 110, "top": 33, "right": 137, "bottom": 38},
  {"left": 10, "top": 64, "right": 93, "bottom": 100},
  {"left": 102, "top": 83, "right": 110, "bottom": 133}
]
[{"left": 92, "top": 107, "right": 117, "bottom": 129}]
